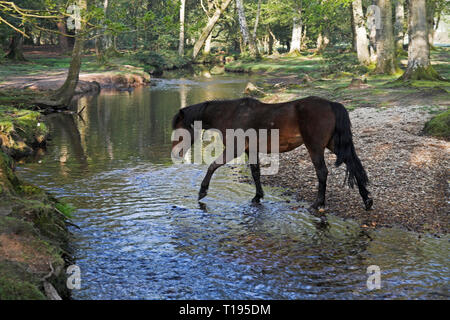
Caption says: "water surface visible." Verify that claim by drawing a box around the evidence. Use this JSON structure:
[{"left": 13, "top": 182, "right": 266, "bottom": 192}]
[{"left": 18, "top": 75, "right": 449, "bottom": 299}]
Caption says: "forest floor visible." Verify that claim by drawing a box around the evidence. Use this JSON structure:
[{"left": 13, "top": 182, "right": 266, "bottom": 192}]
[{"left": 232, "top": 48, "right": 449, "bottom": 234}]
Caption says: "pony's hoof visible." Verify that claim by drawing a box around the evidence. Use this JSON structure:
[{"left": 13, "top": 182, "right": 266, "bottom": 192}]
[
  {"left": 251, "top": 196, "right": 261, "bottom": 204},
  {"left": 364, "top": 198, "right": 373, "bottom": 211}
]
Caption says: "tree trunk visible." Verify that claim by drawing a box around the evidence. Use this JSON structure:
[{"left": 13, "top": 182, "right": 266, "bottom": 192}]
[
  {"left": 368, "top": 3, "right": 378, "bottom": 63},
  {"left": 193, "top": 0, "right": 233, "bottom": 60},
  {"left": 399, "top": 0, "right": 443, "bottom": 80},
  {"left": 352, "top": 0, "right": 371, "bottom": 64},
  {"left": 179, "top": 0, "right": 186, "bottom": 55},
  {"left": 57, "top": 20, "right": 70, "bottom": 53},
  {"left": 350, "top": 3, "right": 357, "bottom": 51},
  {"left": 103, "top": 0, "right": 112, "bottom": 50},
  {"left": 202, "top": 1, "right": 215, "bottom": 54},
  {"left": 394, "top": 0, "right": 405, "bottom": 51},
  {"left": 204, "top": 33, "right": 212, "bottom": 54},
  {"left": 51, "top": 0, "right": 87, "bottom": 106},
  {"left": 290, "top": 4, "right": 302, "bottom": 53},
  {"left": 268, "top": 28, "right": 274, "bottom": 55},
  {"left": 252, "top": 0, "right": 262, "bottom": 40},
  {"left": 5, "top": 34, "right": 26, "bottom": 61},
  {"left": 236, "top": 0, "right": 259, "bottom": 57},
  {"left": 426, "top": 0, "right": 436, "bottom": 47},
  {"left": 375, "top": 0, "right": 397, "bottom": 74},
  {"left": 316, "top": 31, "right": 329, "bottom": 53}
]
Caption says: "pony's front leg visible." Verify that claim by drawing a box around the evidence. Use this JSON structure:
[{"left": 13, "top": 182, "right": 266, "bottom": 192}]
[{"left": 198, "top": 151, "right": 228, "bottom": 201}]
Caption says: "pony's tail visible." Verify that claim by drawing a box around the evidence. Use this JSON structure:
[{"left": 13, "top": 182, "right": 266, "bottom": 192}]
[{"left": 330, "top": 102, "right": 368, "bottom": 189}]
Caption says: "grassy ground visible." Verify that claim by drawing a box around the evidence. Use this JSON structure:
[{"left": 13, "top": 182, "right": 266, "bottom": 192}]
[
  {"left": 228, "top": 48, "right": 449, "bottom": 121},
  {"left": 0, "top": 105, "right": 73, "bottom": 300}
]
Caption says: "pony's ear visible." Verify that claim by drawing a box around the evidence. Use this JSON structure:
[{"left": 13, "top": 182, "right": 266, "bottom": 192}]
[{"left": 172, "top": 109, "right": 185, "bottom": 129}]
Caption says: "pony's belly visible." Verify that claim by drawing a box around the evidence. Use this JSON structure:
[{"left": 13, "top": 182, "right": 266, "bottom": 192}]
[{"left": 278, "top": 134, "right": 304, "bottom": 153}]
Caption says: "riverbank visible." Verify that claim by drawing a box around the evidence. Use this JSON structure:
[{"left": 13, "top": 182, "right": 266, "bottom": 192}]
[
  {"left": 233, "top": 49, "right": 449, "bottom": 234},
  {"left": 0, "top": 56, "right": 151, "bottom": 95},
  {"left": 0, "top": 106, "right": 73, "bottom": 299},
  {"left": 0, "top": 46, "right": 155, "bottom": 103}
]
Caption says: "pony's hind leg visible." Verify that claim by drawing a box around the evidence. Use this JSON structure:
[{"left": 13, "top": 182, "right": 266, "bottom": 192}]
[
  {"left": 307, "top": 147, "right": 328, "bottom": 210},
  {"left": 358, "top": 179, "right": 373, "bottom": 210}
]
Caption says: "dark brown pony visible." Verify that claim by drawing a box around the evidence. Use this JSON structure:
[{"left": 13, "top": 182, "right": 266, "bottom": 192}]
[{"left": 172, "top": 96, "right": 373, "bottom": 211}]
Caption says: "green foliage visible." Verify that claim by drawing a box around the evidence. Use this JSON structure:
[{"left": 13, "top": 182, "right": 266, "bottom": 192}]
[
  {"left": 134, "top": 50, "right": 190, "bottom": 74},
  {"left": 322, "top": 50, "right": 369, "bottom": 76},
  {"left": 55, "top": 201, "right": 75, "bottom": 219}
]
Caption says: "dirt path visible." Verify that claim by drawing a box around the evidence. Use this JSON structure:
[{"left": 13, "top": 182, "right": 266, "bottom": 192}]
[{"left": 254, "top": 105, "right": 449, "bottom": 234}]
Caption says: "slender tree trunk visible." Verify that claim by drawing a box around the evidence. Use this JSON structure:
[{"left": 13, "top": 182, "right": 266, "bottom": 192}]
[
  {"left": 52, "top": 0, "right": 87, "bottom": 106},
  {"left": 399, "top": 0, "right": 443, "bottom": 80},
  {"left": 236, "top": 0, "right": 259, "bottom": 57},
  {"left": 57, "top": 20, "right": 70, "bottom": 53},
  {"left": 350, "top": 3, "right": 357, "bottom": 51},
  {"left": 268, "top": 28, "right": 274, "bottom": 55},
  {"left": 252, "top": 0, "right": 262, "bottom": 40},
  {"left": 394, "top": 0, "right": 405, "bottom": 51},
  {"left": 375, "top": 0, "right": 397, "bottom": 74},
  {"left": 179, "top": 0, "right": 186, "bottom": 55},
  {"left": 352, "top": 0, "right": 371, "bottom": 64},
  {"left": 193, "top": 0, "right": 233, "bottom": 60},
  {"left": 5, "top": 34, "right": 26, "bottom": 61},
  {"left": 103, "top": 0, "right": 112, "bottom": 50},
  {"left": 290, "top": 4, "right": 302, "bottom": 53}
]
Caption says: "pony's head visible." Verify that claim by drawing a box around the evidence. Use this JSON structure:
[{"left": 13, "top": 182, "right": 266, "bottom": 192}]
[
  {"left": 171, "top": 109, "right": 195, "bottom": 159},
  {"left": 171, "top": 102, "right": 210, "bottom": 160}
]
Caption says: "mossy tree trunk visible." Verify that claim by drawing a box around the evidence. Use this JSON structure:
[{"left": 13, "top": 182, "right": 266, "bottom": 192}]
[
  {"left": 5, "top": 34, "right": 26, "bottom": 61},
  {"left": 375, "top": 0, "right": 397, "bottom": 74},
  {"left": 399, "top": 0, "right": 444, "bottom": 80},
  {"left": 51, "top": 0, "right": 87, "bottom": 106}
]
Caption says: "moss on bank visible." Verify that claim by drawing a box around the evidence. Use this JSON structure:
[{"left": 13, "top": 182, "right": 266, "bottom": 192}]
[
  {"left": 0, "top": 107, "right": 73, "bottom": 300},
  {"left": 423, "top": 109, "right": 450, "bottom": 139},
  {"left": 0, "top": 105, "right": 48, "bottom": 159}
]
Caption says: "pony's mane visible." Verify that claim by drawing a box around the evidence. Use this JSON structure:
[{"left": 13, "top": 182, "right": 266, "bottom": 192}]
[
  {"left": 172, "top": 101, "right": 208, "bottom": 129},
  {"left": 171, "top": 98, "right": 258, "bottom": 129}
]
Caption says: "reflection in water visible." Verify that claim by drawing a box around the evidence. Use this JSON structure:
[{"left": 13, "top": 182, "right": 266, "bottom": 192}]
[{"left": 18, "top": 76, "right": 449, "bottom": 300}]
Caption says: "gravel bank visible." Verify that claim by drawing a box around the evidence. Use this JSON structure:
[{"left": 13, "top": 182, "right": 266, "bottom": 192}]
[{"left": 259, "top": 105, "right": 449, "bottom": 234}]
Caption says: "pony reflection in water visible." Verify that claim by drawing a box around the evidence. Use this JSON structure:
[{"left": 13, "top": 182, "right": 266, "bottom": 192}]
[{"left": 171, "top": 96, "right": 373, "bottom": 211}]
